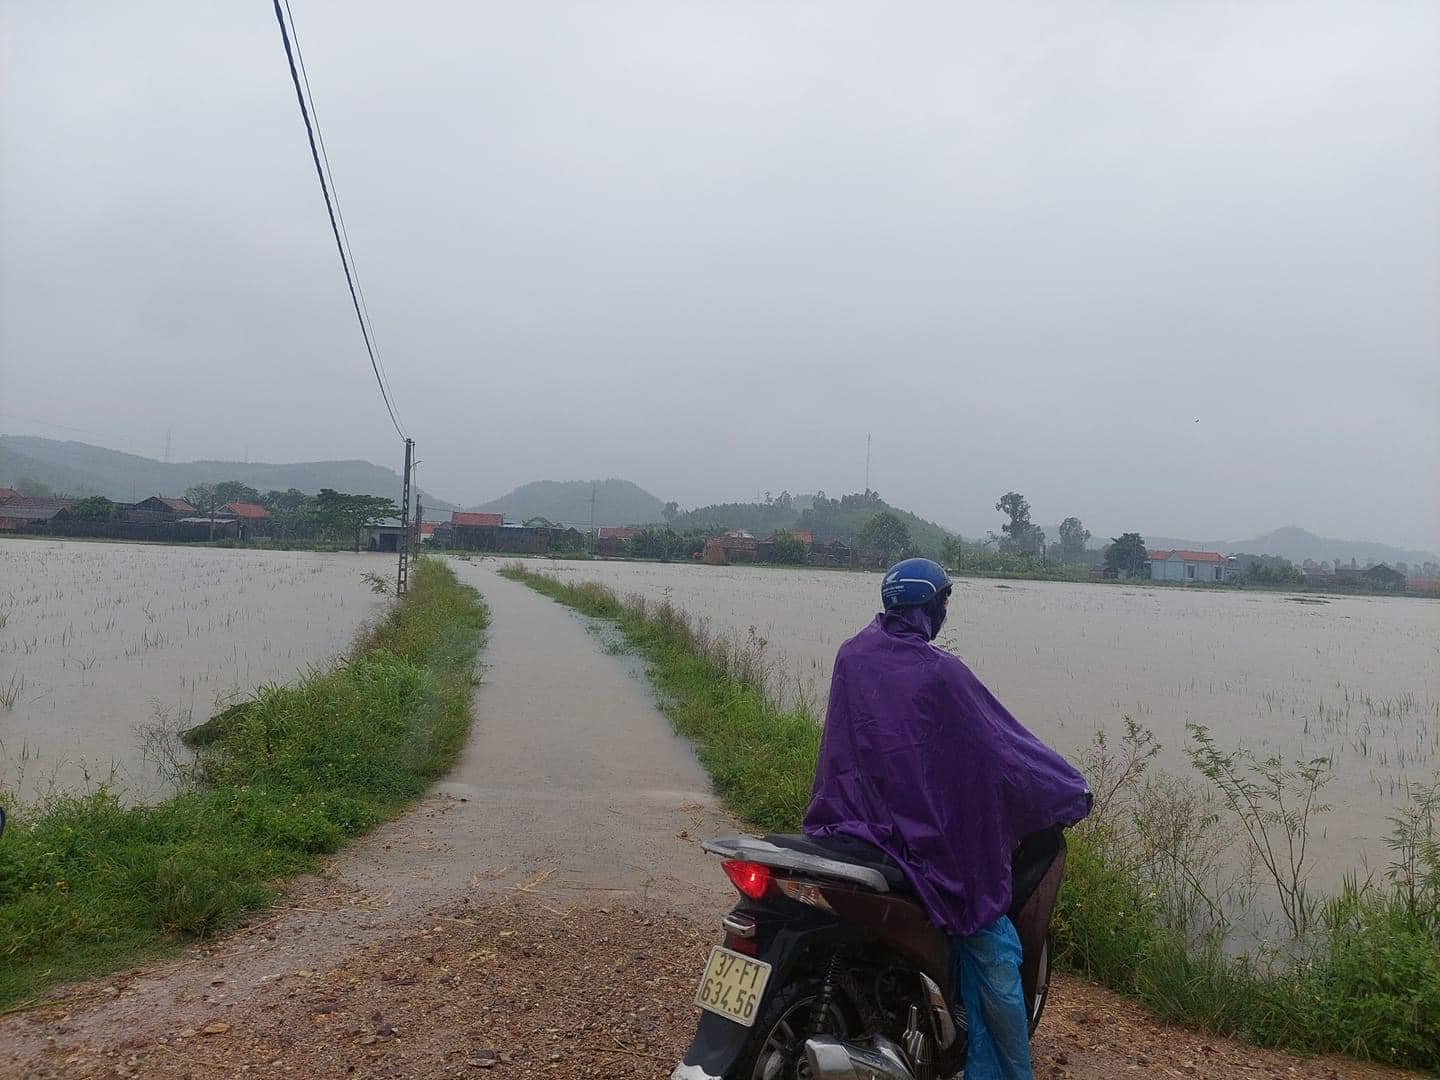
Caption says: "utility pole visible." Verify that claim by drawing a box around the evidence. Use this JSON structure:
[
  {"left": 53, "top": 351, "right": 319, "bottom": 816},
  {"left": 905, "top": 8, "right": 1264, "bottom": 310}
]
[
  {"left": 865, "top": 433, "right": 871, "bottom": 493},
  {"left": 397, "top": 438, "right": 413, "bottom": 595},
  {"left": 588, "top": 481, "right": 598, "bottom": 555},
  {"left": 164, "top": 428, "right": 172, "bottom": 464}
]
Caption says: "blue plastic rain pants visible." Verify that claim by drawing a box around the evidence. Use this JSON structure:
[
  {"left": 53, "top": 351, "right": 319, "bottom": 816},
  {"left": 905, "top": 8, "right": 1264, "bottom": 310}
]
[{"left": 949, "top": 915, "right": 1032, "bottom": 1080}]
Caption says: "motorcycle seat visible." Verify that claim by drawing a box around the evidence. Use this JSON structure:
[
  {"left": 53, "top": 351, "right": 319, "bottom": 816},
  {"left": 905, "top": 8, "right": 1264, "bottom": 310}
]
[
  {"left": 761, "top": 833, "right": 912, "bottom": 893},
  {"left": 762, "top": 829, "right": 1063, "bottom": 909}
]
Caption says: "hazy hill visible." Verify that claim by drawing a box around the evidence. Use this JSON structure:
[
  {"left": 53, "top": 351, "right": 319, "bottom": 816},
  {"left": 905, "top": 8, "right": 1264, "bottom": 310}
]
[
  {"left": 799, "top": 492, "right": 954, "bottom": 557},
  {"left": 668, "top": 500, "right": 802, "bottom": 537},
  {"left": 1143, "top": 526, "right": 1437, "bottom": 567},
  {"left": 0, "top": 435, "right": 458, "bottom": 510},
  {"left": 10, "top": 435, "right": 1430, "bottom": 567},
  {"left": 472, "top": 479, "right": 666, "bottom": 527},
  {"left": 671, "top": 490, "right": 955, "bottom": 557}
]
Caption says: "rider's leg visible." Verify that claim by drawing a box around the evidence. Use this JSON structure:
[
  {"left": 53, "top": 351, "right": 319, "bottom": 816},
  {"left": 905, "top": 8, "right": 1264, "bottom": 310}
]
[{"left": 949, "top": 915, "right": 1033, "bottom": 1080}]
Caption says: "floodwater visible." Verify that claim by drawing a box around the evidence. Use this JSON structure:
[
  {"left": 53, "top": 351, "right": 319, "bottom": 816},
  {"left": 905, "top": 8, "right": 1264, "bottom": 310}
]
[
  {"left": 0, "top": 538, "right": 389, "bottom": 803},
  {"left": 504, "top": 557, "right": 1440, "bottom": 889}
]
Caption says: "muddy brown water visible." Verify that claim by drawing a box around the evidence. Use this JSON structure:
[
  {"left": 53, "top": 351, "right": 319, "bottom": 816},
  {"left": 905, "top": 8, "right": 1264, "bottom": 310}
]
[
  {"left": 492, "top": 556, "right": 1440, "bottom": 894},
  {"left": 0, "top": 538, "right": 389, "bottom": 803}
]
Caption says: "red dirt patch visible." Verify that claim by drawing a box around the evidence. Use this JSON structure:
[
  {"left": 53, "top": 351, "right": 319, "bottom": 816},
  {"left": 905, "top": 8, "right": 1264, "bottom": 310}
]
[{"left": 4, "top": 898, "right": 1420, "bottom": 1080}]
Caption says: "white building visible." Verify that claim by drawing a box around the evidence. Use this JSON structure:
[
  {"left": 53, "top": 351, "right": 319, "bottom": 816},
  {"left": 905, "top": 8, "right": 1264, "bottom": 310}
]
[{"left": 1149, "top": 549, "right": 1232, "bottom": 583}]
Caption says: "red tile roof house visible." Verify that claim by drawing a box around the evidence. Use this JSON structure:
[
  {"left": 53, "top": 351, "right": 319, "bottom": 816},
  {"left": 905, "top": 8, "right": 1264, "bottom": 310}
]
[
  {"left": 705, "top": 529, "right": 817, "bottom": 565},
  {"left": 448, "top": 511, "right": 503, "bottom": 551},
  {"left": 1149, "top": 549, "right": 1231, "bottom": 583},
  {"left": 452, "top": 511, "right": 504, "bottom": 528},
  {"left": 0, "top": 488, "right": 20, "bottom": 504},
  {"left": 0, "top": 497, "right": 75, "bottom": 531},
  {"left": 703, "top": 534, "right": 758, "bottom": 564},
  {"left": 595, "top": 526, "right": 638, "bottom": 557},
  {"left": 222, "top": 501, "right": 269, "bottom": 519},
  {"left": 218, "top": 501, "right": 273, "bottom": 539}
]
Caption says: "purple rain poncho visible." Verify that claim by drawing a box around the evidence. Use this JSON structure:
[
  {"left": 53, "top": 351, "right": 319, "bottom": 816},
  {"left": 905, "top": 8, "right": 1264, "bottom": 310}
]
[{"left": 803, "top": 607, "right": 1091, "bottom": 937}]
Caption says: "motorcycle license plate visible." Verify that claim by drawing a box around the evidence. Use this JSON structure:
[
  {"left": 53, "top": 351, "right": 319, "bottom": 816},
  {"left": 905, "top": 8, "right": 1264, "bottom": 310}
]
[{"left": 694, "top": 946, "right": 771, "bottom": 1027}]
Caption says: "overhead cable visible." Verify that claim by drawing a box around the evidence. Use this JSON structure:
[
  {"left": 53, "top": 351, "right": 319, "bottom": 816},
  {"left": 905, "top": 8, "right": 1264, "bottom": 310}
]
[
  {"left": 280, "top": 0, "right": 405, "bottom": 433},
  {"left": 270, "top": 0, "right": 406, "bottom": 440}
]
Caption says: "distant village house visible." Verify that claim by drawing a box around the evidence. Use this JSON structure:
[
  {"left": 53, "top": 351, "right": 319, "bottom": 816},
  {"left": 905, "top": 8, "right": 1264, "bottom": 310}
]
[
  {"left": 366, "top": 518, "right": 409, "bottom": 552},
  {"left": 219, "top": 502, "right": 272, "bottom": 539},
  {"left": 1148, "top": 549, "right": 1234, "bottom": 583},
  {"left": 0, "top": 497, "right": 74, "bottom": 531},
  {"left": 134, "top": 496, "right": 197, "bottom": 516},
  {"left": 444, "top": 510, "right": 582, "bottom": 555},
  {"left": 449, "top": 511, "right": 503, "bottom": 550},
  {"left": 703, "top": 529, "right": 852, "bottom": 566},
  {"left": 596, "top": 526, "right": 639, "bottom": 557}
]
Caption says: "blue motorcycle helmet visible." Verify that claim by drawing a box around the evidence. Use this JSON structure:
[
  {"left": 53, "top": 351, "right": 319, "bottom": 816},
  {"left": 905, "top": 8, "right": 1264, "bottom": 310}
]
[{"left": 881, "top": 557, "right": 952, "bottom": 639}]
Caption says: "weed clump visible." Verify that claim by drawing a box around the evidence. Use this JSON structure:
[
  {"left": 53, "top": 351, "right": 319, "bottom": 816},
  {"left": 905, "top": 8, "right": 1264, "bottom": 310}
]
[{"left": 1056, "top": 722, "right": 1439, "bottom": 1069}]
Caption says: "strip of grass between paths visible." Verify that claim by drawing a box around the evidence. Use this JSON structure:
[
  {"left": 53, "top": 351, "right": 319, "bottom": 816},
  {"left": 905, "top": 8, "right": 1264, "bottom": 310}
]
[
  {"left": 501, "top": 564, "right": 1438, "bottom": 1072},
  {"left": 0, "top": 558, "right": 488, "bottom": 1009}
]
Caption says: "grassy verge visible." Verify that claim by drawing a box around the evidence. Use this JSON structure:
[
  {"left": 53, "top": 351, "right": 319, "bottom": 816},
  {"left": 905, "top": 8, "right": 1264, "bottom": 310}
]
[
  {"left": 501, "top": 564, "right": 1438, "bottom": 1071},
  {"left": 0, "top": 558, "right": 488, "bottom": 1008}
]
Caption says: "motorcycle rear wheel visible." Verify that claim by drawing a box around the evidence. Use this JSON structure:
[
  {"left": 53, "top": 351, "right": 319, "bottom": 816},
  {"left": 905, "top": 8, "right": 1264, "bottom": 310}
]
[
  {"left": 731, "top": 975, "right": 859, "bottom": 1080},
  {"left": 1028, "top": 933, "right": 1053, "bottom": 1034}
]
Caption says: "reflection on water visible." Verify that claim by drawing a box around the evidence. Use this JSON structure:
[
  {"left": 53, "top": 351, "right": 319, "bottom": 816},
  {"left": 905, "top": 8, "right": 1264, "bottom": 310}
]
[
  {"left": 0, "top": 538, "right": 389, "bottom": 803},
  {"left": 524, "top": 557, "right": 1440, "bottom": 890}
]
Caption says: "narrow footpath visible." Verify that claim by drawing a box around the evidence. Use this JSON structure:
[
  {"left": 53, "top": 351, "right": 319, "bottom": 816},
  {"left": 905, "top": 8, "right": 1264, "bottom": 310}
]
[
  {"left": 0, "top": 563, "right": 1421, "bottom": 1079},
  {"left": 1, "top": 564, "right": 734, "bottom": 1078}
]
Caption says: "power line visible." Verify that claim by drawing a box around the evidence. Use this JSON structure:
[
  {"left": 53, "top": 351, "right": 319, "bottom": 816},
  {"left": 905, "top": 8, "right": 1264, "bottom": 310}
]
[
  {"left": 270, "top": 0, "right": 405, "bottom": 441},
  {"left": 280, "top": 0, "right": 405, "bottom": 435}
]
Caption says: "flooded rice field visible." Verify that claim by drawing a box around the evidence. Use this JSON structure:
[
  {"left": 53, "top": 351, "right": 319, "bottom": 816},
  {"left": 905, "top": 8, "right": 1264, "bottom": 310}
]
[
  {"left": 0, "top": 538, "right": 388, "bottom": 803},
  {"left": 515, "top": 557, "right": 1440, "bottom": 888}
]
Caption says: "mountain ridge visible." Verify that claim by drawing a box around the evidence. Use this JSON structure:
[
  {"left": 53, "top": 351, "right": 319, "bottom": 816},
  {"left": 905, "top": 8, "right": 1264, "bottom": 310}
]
[
  {"left": 6, "top": 436, "right": 1432, "bottom": 565},
  {"left": 471, "top": 479, "right": 665, "bottom": 528},
  {"left": 0, "top": 435, "right": 459, "bottom": 511}
]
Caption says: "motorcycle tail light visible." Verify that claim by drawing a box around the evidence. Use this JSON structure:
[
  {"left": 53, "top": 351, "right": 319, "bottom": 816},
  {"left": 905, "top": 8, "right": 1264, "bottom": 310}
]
[
  {"left": 722, "top": 859, "right": 773, "bottom": 900},
  {"left": 775, "top": 878, "right": 834, "bottom": 911}
]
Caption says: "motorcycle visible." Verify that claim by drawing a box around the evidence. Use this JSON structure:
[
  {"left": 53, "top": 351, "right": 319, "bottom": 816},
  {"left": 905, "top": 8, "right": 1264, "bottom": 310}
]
[{"left": 671, "top": 827, "right": 1066, "bottom": 1080}]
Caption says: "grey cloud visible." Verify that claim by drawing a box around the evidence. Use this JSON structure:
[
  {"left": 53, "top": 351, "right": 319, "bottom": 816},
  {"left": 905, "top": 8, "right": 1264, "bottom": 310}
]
[{"left": 2, "top": 1, "right": 1436, "bottom": 546}]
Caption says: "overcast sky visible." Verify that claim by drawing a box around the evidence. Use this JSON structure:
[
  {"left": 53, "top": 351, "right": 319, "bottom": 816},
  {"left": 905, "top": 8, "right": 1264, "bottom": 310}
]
[{"left": 2, "top": 1, "right": 1436, "bottom": 547}]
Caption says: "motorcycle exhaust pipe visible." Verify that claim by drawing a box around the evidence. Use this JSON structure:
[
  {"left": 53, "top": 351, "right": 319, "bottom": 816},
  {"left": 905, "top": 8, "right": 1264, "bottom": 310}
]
[{"left": 803, "top": 1035, "right": 916, "bottom": 1080}]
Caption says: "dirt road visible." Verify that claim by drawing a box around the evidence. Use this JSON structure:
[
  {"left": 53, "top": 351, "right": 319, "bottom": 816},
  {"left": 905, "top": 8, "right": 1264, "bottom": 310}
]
[{"left": 0, "top": 563, "right": 1421, "bottom": 1079}]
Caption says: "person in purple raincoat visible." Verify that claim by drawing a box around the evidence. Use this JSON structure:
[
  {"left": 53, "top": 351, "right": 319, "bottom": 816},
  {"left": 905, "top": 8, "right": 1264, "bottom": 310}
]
[{"left": 805, "top": 558, "right": 1091, "bottom": 1080}]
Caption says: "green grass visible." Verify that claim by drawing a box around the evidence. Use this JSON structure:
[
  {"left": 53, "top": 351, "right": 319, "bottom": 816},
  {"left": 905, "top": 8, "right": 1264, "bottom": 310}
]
[
  {"left": 0, "top": 558, "right": 488, "bottom": 1008},
  {"left": 502, "top": 564, "right": 1440, "bottom": 1072},
  {"left": 1051, "top": 841, "right": 1439, "bottom": 1067}
]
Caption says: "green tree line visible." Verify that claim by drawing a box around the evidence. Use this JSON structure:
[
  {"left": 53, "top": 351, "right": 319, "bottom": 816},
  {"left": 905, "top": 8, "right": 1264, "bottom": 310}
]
[{"left": 179, "top": 481, "right": 398, "bottom": 550}]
